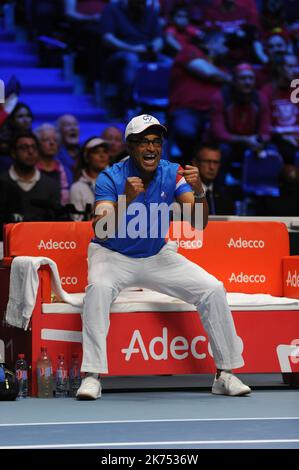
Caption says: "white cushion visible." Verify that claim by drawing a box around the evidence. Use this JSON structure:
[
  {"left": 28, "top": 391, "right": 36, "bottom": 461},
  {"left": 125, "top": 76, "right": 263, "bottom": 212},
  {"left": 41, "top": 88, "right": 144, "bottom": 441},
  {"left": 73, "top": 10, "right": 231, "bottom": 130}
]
[{"left": 42, "top": 290, "right": 299, "bottom": 314}]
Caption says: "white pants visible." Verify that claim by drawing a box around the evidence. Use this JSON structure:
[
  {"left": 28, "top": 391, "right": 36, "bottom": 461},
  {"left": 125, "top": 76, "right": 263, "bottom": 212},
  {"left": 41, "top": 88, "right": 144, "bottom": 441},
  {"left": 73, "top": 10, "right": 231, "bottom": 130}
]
[{"left": 81, "top": 242, "right": 244, "bottom": 373}]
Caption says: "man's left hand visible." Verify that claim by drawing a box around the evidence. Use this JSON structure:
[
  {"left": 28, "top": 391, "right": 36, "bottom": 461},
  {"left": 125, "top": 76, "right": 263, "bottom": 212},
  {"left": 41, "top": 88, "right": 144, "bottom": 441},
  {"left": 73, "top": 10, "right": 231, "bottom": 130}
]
[{"left": 178, "top": 165, "right": 204, "bottom": 194}]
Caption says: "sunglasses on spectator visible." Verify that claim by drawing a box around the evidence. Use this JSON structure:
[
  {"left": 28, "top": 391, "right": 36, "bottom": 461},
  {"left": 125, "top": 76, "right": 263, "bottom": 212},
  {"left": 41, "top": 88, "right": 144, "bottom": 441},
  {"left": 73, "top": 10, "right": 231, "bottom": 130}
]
[{"left": 130, "top": 137, "right": 163, "bottom": 148}]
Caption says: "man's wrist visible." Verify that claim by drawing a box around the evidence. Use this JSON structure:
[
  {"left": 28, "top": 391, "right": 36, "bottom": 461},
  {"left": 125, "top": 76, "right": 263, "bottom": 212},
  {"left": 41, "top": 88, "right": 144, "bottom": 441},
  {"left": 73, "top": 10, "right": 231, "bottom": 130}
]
[{"left": 194, "top": 187, "right": 206, "bottom": 200}]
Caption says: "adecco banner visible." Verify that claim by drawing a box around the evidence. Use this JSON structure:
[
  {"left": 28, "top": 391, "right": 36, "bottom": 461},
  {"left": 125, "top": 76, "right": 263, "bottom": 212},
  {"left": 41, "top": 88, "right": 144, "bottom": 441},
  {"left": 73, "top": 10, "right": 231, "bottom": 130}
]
[
  {"left": 283, "top": 256, "right": 299, "bottom": 299},
  {"left": 6, "top": 222, "right": 93, "bottom": 293},
  {"left": 168, "top": 221, "right": 289, "bottom": 296},
  {"left": 36, "top": 310, "right": 299, "bottom": 376}
]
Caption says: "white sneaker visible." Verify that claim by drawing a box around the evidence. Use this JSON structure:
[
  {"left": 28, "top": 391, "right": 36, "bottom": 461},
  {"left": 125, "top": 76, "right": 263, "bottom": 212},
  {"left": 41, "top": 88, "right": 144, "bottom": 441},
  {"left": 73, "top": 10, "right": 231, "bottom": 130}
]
[
  {"left": 212, "top": 371, "right": 251, "bottom": 396},
  {"left": 76, "top": 376, "right": 102, "bottom": 400}
]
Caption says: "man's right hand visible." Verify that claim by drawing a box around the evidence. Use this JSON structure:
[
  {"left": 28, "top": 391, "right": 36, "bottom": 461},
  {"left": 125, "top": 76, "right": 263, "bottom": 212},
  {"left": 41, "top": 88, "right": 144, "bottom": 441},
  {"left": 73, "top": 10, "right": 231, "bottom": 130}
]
[{"left": 125, "top": 177, "right": 145, "bottom": 205}]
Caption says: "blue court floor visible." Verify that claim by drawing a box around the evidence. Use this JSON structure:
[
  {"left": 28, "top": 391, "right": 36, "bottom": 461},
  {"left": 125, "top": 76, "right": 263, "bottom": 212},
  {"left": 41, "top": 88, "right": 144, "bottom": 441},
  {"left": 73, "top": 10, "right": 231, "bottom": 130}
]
[{"left": 0, "top": 375, "right": 298, "bottom": 449}]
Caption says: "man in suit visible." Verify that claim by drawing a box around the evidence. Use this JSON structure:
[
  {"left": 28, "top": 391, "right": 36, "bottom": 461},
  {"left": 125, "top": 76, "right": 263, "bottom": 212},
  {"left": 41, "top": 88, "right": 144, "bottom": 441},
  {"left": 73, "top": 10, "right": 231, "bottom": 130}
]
[{"left": 192, "top": 143, "right": 235, "bottom": 215}]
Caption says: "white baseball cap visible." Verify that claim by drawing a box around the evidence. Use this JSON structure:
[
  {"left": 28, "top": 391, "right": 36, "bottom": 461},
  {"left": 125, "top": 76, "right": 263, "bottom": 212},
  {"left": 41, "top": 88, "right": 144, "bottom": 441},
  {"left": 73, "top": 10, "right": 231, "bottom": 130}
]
[{"left": 125, "top": 114, "right": 167, "bottom": 140}]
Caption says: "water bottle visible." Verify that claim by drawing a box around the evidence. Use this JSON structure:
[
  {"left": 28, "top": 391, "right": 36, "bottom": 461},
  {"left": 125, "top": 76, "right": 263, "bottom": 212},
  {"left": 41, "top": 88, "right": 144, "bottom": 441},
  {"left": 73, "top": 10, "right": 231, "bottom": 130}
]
[
  {"left": 69, "top": 353, "right": 82, "bottom": 397},
  {"left": 37, "top": 347, "right": 53, "bottom": 398},
  {"left": 55, "top": 353, "right": 68, "bottom": 398},
  {"left": 15, "top": 354, "right": 28, "bottom": 399}
]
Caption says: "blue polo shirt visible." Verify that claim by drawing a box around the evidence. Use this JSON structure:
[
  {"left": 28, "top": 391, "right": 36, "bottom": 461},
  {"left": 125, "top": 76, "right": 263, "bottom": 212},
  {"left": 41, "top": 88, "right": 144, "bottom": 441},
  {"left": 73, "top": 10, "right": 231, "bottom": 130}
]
[{"left": 92, "top": 157, "right": 192, "bottom": 258}]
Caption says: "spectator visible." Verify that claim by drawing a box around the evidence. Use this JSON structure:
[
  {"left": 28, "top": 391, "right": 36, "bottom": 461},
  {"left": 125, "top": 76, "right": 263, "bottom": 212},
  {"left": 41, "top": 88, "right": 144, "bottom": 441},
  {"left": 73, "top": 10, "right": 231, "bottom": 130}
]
[
  {"left": 0, "top": 131, "right": 60, "bottom": 227},
  {"left": 101, "top": 0, "right": 167, "bottom": 118},
  {"left": 202, "top": 0, "right": 261, "bottom": 65},
  {"left": 70, "top": 137, "right": 109, "bottom": 220},
  {"left": 255, "top": 30, "right": 290, "bottom": 87},
  {"left": 168, "top": 31, "right": 231, "bottom": 165},
  {"left": 3, "top": 102, "right": 33, "bottom": 135},
  {"left": 164, "top": 6, "right": 203, "bottom": 56},
  {"left": 262, "top": 54, "right": 299, "bottom": 166},
  {"left": 210, "top": 63, "right": 271, "bottom": 184},
  {"left": 100, "top": 126, "right": 127, "bottom": 164},
  {"left": 64, "top": 0, "right": 108, "bottom": 84},
  {"left": 56, "top": 114, "right": 81, "bottom": 187},
  {"left": 34, "top": 123, "right": 70, "bottom": 206},
  {"left": 192, "top": 143, "right": 235, "bottom": 215}
]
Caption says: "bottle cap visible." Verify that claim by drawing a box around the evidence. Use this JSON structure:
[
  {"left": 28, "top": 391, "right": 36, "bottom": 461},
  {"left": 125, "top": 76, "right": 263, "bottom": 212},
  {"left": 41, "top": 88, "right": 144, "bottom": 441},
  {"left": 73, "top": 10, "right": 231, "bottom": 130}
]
[{"left": 18, "top": 353, "right": 25, "bottom": 359}]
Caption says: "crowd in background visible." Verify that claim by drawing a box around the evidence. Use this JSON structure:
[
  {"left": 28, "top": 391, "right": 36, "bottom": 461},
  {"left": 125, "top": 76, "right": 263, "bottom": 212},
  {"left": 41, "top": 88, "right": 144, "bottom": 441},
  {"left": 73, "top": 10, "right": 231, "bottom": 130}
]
[{"left": 0, "top": 0, "right": 299, "bottom": 233}]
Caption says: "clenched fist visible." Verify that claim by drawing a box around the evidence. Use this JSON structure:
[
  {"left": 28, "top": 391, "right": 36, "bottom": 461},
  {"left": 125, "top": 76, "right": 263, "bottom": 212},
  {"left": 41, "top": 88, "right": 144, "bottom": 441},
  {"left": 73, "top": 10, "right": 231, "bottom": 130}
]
[
  {"left": 125, "top": 177, "right": 145, "bottom": 204},
  {"left": 178, "top": 165, "right": 204, "bottom": 194}
]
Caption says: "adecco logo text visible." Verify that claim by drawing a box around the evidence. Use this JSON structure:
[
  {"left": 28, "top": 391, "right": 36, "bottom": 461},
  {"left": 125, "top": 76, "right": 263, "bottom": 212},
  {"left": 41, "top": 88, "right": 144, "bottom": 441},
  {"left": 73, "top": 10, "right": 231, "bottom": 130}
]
[
  {"left": 61, "top": 276, "right": 78, "bottom": 286},
  {"left": 229, "top": 272, "right": 266, "bottom": 283},
  {"left": 286, "top": 270, "right": 299, "bottom": 288},
  {"left": 227, "top": 238, "right": 265, "bottom": 249},
  {"left": 38, "top": 239, "right": 77, "bottom": 250},
  {"left": 177, "top": 239, "right": 203, "bottom": 249},
  {"left": 121, "top": 328, "right": 243, "bottom": 361}
]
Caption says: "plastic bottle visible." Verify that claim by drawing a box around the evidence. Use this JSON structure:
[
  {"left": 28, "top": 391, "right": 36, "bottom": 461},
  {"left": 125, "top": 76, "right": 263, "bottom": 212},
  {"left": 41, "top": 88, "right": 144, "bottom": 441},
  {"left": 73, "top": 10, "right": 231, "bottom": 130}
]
[
  {"left": 15, "top": 354, "right": 28, "bottom": 399},
  {"left": 69, "top": 353, "right": 82, "bottom": 397},
  {"left": 37, "top": 347, "right": 53, "bottom": 398},
  {"left": 55, "top": 353, "right": 68, "bottom": 398}
]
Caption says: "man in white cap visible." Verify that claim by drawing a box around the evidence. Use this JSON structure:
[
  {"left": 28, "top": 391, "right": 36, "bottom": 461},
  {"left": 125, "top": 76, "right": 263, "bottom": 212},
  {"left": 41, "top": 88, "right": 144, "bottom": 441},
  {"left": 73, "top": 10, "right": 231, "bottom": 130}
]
[{"left": 76, "top": 114, "right": 251, "bottom": 400}]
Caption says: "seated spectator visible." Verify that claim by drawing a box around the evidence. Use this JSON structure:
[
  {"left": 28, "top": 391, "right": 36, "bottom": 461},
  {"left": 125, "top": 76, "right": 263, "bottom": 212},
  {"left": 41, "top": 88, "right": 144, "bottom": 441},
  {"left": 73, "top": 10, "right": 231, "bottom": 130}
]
[
  {"left": 210, "top": 63, "right": 271, "bottom": 184},
  {"left": 168, "top": 31, "right": 231, "bottom": 165},
  {"left": 34, "top": 123, "right": 70, "bottom": 206},
  {"left": 64, "top": 0, "right": 108, "bottom": 84},
  {"left": 255, "top": 29, "right": 290, "bottom": 87},
  {"left": 101, "top": 0, "right": 168, "bottom": 118},
  {"left": 192, "top": 143, "right": 235, "bottom": 215},
  {"left": 202, "top": 0, "right": 261, "bottom": 65},
  {"left": 1, "top": 102, "right": 33, "bottom": 142},
  {"left": 262, "top": 54, "right": 299, "bottom": 166},
  {"left": 100, "top": 126, "right": 127, "bottom": 164},
  {"left": 70, "top": 137, "right": 109, "bottom": 220},
  {"left": 0, "top": 131, "right": 60, "bottom": 228},
  {"left": 164, "top": 6, "right": 203, "bottom": 56},
  {"left": 56, "top": 114, "right": 81, "bottom": 187}
]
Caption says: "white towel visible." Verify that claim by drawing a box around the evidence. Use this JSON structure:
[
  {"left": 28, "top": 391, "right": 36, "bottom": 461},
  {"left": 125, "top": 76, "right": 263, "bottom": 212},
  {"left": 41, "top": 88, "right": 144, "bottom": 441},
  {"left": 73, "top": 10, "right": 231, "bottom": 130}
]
[{"left": 5, "top": 256, "right": 84, "bottom": 330}]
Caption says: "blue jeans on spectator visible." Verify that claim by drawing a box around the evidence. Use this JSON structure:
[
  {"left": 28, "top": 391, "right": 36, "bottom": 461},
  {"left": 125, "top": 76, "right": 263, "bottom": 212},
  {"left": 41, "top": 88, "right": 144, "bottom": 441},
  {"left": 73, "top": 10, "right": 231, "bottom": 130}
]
[{"left": 169, "top": 108, "right": 209, "bottom": 165}]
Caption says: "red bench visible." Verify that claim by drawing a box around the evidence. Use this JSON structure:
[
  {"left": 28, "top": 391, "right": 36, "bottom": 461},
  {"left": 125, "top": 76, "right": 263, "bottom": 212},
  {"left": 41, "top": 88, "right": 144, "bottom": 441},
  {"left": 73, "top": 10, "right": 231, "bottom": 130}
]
[{"left": 0, "top": 220, "right": 298, "bottom": 395}]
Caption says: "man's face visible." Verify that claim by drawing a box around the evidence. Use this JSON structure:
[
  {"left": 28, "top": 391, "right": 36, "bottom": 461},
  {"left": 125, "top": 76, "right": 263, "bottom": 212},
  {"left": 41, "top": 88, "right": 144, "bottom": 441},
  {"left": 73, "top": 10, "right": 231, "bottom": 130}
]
[
  {"left": 174, "top": 9, "right": 189, "bottom": 29},
  {"left": 88, "top": 145, "right": 109, "bottom": 172},
  {"left": 101, "top": 127, "right": 125, "bottom": 160},
  {"left": 193, "top": 148, "right": 221, "bottom": 184},
  {"left": 266, "top": 35, "right": 287, "bottom": 60},
  {"left": 59, "top": 115, "right": 80, "bottom": 146},
  {"left": 14, "top": 137, "right": 39, "bottom": 168},
  {"left": 39, "top": 129, "right": 58, "bottom": 158},
  {"left": 235, "top": 69, "right": 256, "bottom": 94},
  {"left": 128, "top": 132, "right": 163, "bottom": 174}
]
